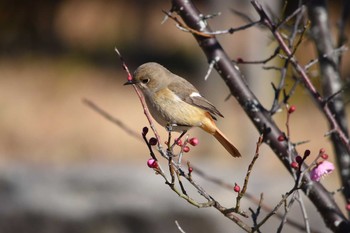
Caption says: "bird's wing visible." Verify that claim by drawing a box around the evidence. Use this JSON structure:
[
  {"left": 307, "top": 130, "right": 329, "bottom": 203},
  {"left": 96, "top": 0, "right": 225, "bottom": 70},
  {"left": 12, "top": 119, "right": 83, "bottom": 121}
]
[{"left": 168, "top": 77, "right": 224, "bottom": 119}]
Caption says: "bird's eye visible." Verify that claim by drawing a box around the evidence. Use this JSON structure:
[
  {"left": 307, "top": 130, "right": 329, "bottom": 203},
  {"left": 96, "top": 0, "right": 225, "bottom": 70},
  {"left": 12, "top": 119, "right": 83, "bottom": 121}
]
[{"left": 141, "top": 78, "right": 150, "bottom": 84}]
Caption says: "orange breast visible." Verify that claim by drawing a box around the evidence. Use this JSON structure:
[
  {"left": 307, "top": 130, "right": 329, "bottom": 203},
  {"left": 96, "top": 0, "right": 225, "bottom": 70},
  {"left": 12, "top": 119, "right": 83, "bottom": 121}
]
[{"left": 145, "top": 88, "right": 217, "bottom": 133}]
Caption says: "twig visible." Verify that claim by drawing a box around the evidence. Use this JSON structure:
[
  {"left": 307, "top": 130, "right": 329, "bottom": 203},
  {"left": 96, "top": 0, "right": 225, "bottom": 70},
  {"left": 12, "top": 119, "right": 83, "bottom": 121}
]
[
  {"left": 162, "top": 10, "right": 213, "bottom": 38},
  {"left": 115, "top": 48, "right": 162, "bottom": 148},
  {"left": 305, "top": 45, "right": 348, "bottom": 71},
  {"left": 234, "top": 46, "right": 280, "bottom": 65},
  {"left": 253, "top": 186, "right": 299, "bottom": 232},
  {"left": 83, "top": 98, "right": 141, "bottom": 141},
  {"left": 235, "top": 134, "right": 263, "bottom": 212}
]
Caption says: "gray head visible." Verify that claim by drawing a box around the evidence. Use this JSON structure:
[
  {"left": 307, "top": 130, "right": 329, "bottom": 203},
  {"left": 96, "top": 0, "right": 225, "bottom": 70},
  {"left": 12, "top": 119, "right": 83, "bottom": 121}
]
[{"left": 127, "top": 62, "right": 173, "bottom": 93}]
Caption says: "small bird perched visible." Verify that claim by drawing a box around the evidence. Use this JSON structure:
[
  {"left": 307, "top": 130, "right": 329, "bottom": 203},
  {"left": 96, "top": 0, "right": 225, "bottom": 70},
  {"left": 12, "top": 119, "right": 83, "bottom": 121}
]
[{"left": 125, "top": 62, "right": 241, "bottom": 157}]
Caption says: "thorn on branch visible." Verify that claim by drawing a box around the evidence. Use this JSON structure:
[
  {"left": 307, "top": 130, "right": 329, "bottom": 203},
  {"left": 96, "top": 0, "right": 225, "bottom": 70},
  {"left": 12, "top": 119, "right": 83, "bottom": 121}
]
[
  {"left": 200, "top": 12, "right": 221, "bottom": 20},
  {"left": 175, "top": 220, "right": 186, "bottom": 233},
  {"left": 204, "top": 58, "right": 219, "bottom": 80},
  {"left": 324, "top": 83, "right": 350, "bottom": 104}
]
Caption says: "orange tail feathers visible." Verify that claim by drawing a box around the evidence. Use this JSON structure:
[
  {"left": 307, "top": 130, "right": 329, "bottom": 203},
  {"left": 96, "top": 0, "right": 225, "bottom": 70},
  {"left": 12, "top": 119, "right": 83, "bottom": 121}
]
[
  {"left": 213, "top": 128, "right": 241, "bottom": 157},
  {"left": 201, "top": 113, "right": 241, "bottom": 157}
]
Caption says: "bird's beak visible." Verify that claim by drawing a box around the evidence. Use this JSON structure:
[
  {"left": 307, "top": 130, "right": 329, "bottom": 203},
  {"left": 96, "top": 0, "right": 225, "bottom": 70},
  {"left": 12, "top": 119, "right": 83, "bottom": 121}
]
[{"left": 123, "top": 79, "right": 137, "bottom": 85}]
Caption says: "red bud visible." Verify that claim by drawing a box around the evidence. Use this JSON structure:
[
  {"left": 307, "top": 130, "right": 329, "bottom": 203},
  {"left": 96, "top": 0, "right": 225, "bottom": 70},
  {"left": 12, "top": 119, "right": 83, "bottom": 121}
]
[
  {"left": 291, "top": 161, "right": 299, "bottom": 169},
  {"left": 288, "top": 105, "right": 296, "bottom": 114},
  {"left": 233, "top": 183, "right": 240, "bottom": 192},
  {"left": 189, "top": 137, "right": 199, "bottom": 146},
  {"left": 147, "top": 159, "right": 158, "bottom": 169},
  {"left": 183, "top": 146, "right": 190, "bottom": 153}
]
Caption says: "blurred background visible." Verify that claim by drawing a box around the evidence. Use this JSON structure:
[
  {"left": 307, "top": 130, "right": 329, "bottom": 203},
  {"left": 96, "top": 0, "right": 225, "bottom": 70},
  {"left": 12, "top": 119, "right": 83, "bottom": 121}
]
[{"left": 0, "top": 0, "right": 349, "bottom": 232}]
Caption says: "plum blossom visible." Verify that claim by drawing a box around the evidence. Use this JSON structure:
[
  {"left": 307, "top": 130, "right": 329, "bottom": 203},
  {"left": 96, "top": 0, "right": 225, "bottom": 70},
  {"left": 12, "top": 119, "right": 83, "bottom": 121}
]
[{"left": 310, "top": 160, "right": 335, "bottom": 182}]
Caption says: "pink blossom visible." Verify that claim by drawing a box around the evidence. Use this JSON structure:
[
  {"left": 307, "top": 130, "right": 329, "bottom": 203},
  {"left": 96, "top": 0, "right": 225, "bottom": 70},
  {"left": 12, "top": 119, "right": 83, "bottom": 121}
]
[{"left": 310, "top": 161, "right": 335, "bottom": 182}]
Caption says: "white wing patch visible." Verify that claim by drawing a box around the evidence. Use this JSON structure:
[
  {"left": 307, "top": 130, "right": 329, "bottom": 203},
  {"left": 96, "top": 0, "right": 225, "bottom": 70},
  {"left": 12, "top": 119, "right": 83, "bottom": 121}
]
[{"left": 190, "top": 92, "right": 201, "bottom": 98}]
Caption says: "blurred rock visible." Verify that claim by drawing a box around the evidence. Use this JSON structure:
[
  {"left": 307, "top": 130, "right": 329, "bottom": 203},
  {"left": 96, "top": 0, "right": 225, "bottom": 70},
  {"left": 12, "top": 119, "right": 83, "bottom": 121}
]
[{"left": 0, "top": 164, "right": 221, "bottom": 233}]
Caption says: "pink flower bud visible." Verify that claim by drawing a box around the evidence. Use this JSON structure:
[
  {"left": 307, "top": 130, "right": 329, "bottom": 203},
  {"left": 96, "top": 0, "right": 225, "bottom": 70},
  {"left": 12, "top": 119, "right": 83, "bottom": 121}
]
[
  {"left": 319, "top": 148, "right": 326, "bottom": 154},
  {"left": 233, "top": 183, "right": 240, "bottom": 192},
  {"left": 189, "top": 137, "right": 199, "bottom": 146},
  {"left": 183, "top": 146, "right": 190, "bottom": 153},
  {"left": 346, "top": 204, "right": 350, "bottom": 211},
  {"left": 291, "top": 161, "right": 299, "bottom": 169},
  {"left": 288, "top": 105, "right": 296, "bottom": 113},
  {"left": 147, "top": 159, "right": 158, "bottom": 169},
  {"left": 237, "top": 57, "right": 244, "bottom": 63},
  {"left": 188, "top": 167, "right": 193, "bottom": 173},
  {"left": 321, "top": 154, "right": 329, "bottom": 160},
  {"left": 175, "top": 139, "right": 183, "bottom": 146},
  {"left": 277, "top": 135, "right": 285, "bottom": 142}
]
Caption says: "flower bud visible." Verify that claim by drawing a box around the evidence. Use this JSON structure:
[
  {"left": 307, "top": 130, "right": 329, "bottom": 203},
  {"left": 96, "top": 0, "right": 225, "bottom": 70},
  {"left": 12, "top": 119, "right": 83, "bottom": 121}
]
[
  {"left": 149, "top": 137, "right": 158, "bottom": 146},
  {"left": 295, "top": 156, "right": 303, "bottom": 164},
  {"left": 291, "top": 161, "right": 299, "bottom": 169},
  {"left": 304, "top": 149, "right": 311, "bottom": 158},
  {"left": 233, "top": 183, "right": 240, "bottom": 193},
  {"left": 237, "top": 57, "right": 244, "bottom": 63},
  {"left": 189, "top": 137, "right": 199, "bottom": 146},
  {"left": 175, "top": 139, "right": 183, "bottom": 146},
  {"left": 183, "top": 146, "right": 190, "bottom": 153},
  {"left": 277, "top": 135, "right": 285, "bottom": 142},
  {"left": 147, "top": 159, "right": 158, "bottom": 169},
  {"left": 346, "top": 204, "right": 350, "bottom": 211},
  {"left": 288, "top": 105, "right": 296, "bottom": 114},
  {"left": 142, "top": 127, "right": 149, "bottom": 136}
]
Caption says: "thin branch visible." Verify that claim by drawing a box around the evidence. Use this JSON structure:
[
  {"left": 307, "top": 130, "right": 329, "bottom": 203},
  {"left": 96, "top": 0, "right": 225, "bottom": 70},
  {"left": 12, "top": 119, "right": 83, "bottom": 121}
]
[
  {"left": 83, "top": 98, "right": 141, "bottom": 141},
  {"left": 235, "top": 134, "right": 263, "bottom": 213},
  {"left": 233, "top": 46, "right": 280, "bottom": 65},
  {"left": 162, "top": 10, "right": 213, "bottom": 38}
]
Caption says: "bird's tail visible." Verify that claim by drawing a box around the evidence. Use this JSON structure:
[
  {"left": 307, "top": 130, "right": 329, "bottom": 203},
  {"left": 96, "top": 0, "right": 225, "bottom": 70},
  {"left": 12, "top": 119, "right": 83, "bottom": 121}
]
[{"left": 213, "top": 128, "right": 241, "bottom": 157}]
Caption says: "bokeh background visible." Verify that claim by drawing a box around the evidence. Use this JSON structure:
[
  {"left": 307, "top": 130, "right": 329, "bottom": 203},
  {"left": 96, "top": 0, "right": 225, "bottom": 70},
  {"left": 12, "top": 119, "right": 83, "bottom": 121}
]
[{"left": 0, "top": 0, "right": 349, "bottom": 232}]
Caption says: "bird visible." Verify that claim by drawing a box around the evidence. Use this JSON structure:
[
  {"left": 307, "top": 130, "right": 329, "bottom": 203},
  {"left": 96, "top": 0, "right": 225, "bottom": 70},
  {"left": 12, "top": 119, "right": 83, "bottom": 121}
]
[{"left": 125, "top": 62, "right": 241, "bottom": 157}]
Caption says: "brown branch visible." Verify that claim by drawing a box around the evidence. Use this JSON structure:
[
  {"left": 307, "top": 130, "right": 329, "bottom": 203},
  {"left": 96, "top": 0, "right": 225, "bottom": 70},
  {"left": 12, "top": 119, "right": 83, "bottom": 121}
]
[
  {"left": 307, "top": 0, "right": 350, "bottom": 211},
  {"left": 235, "top": 134, "right": 263, "bottom": 213},
  {"left": 170, "top": 0, "right": 350, "bottom": 231},
  {"left": 82, "top": 98, "right": 142, "bottom": 141}
]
